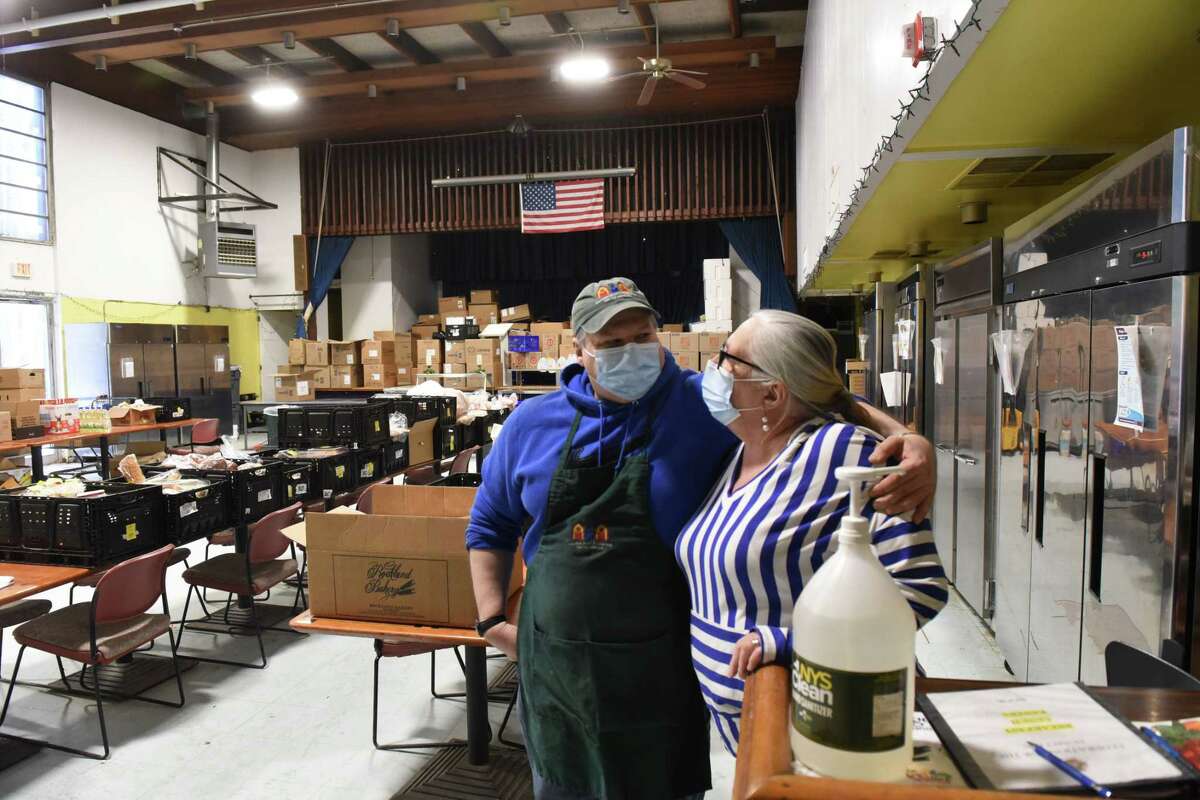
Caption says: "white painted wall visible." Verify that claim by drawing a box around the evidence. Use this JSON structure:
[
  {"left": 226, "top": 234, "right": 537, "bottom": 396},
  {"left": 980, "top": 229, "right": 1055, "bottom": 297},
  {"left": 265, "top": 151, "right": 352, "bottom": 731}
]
[
  {"left": 391, "top": 234, "right": 436, "bottom": 331},
  {"left": 0, "top": 239, "right": 56, "bottom": 295},
  {"left": 340, "top": 236, "right": 397, "bottom": 340},
  {"left": 729, "top": 247, "right": 762, "bottom": 327},
  {"left": 795, "top": 0, "right": 976, "bottom": 285}
]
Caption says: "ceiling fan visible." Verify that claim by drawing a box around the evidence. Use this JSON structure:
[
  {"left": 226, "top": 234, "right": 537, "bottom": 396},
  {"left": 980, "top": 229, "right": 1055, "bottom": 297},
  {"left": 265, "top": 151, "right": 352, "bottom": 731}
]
[{"left": 608, "top": 2, "right": 707, "bottom": 106}]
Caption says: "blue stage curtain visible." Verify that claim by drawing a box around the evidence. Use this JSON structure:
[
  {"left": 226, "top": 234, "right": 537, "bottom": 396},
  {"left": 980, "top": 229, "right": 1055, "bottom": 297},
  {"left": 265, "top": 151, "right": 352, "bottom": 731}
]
[
  {"left": 718, "top": 217, "right": 797, "bottom": 313},
  {"left": 297, "top": 236, "right": 355, "bottom": 338}
]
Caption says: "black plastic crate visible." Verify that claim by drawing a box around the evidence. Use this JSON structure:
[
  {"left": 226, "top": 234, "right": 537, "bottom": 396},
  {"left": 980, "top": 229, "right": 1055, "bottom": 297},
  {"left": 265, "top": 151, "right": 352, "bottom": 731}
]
[
  {"left": 456, "top": 421, "right": 480, "bottom": 450},
  {"left": 279, "top": 406, "right": 309, "bottom": 445},
  {"left": 383, "top": 437, "right": 408, "bottom": 475},
  {"left": 275, "top": 449, "right": 356, "bottom": 501},
  {"left": 278, "top": 402, "right": 392, "bottom": 448},
  {"left": 437, "top": 424, "right": 458, "bottom": 460},
  {"left": 408, "top": 396, "right": 457, "bottom": 427},
  {"left": 442, "top": 323, "right": 480, "bottom": 341},
  {"left": 0, "top": 493, "right": 18, "bottom": 547},
  {"left": 432, "top": 473, "right": 482, "bottom": 488},
  {"left": 107, "top": 477, "right": 229, "bottom": 546},
  {"left": 171, "top": 461, "right": 282, "bottom": 525},
  {"left": 279, "top": 461, "right": 315, "bottom": 503},
  {"left": 150, "top": 396, "right": 192, "bottom": 422},
  {"left": 352, "top": 446, "right": 384, "bottom": 487},
  {"left": 3, "top": 483, "right": 165, "bottom": 565}
]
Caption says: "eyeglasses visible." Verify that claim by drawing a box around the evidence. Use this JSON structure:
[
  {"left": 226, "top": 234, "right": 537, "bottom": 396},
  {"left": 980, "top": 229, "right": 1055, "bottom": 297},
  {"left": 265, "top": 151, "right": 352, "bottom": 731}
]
[{"left": 717, "top": 348, "right": 768, "bottom": 376}]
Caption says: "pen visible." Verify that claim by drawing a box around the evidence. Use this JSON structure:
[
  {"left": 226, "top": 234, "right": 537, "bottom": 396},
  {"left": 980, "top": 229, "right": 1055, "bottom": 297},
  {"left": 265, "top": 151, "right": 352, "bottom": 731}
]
[
  {"left": 1027, "top": 741, "right": 1114, "bottom": 798},
  {"left": 1140, "top": 725, "right": 1184, "bottom": 763}
]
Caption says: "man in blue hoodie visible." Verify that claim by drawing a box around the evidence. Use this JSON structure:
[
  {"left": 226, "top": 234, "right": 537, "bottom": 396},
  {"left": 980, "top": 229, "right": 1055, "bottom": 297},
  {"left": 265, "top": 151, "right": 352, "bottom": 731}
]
[{"left": 466, "top": 277, "right": 933, "bottom": 800}]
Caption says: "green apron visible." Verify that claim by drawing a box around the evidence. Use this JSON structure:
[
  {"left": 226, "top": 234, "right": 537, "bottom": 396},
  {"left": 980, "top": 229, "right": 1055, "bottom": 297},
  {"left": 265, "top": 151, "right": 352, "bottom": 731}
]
[{"left": 518, "top": 409, "right": 711, "bottom": 800}]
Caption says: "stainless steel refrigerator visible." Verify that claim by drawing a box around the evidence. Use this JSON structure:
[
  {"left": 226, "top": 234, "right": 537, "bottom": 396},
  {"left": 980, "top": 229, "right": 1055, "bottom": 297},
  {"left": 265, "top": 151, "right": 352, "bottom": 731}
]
[
  {"left": 929, "top": 240, "right": 1001, "bottom": 620},
  {"left": 993, "top": 127, "right": 1200, "bottom": 681},
  {"left": 860, "top": 281, "right": 896, "bottom": 409},
  {"left": 64, "top": 322, "right": 177, "bottom": 399},
  {"left": 889, "top": 274, "right": 924, "bottom": 430},
  {"left": 176, "top": 324, "right": 234, "bottom": 434}
]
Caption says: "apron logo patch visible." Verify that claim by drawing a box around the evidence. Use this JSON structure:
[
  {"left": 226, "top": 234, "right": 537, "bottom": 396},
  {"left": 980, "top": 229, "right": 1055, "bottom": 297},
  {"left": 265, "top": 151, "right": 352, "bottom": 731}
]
[
  {"left": 595, "top": 525, "right": 609, "bottom": 543},
  {"left": 572, "top": 523, "right": 585, "bottom": 541},
  {"left": 570, "top": 522, "right": 612, "bottom": 549}
]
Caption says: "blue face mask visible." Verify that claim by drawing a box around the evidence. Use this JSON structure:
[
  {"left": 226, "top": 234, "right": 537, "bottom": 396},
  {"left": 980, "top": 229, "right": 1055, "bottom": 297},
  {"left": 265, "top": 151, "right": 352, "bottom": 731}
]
[
  {"left": 702, "top": 361, "right": 767, "bottom": 426},
  {"left": 585, "top": 342, "right": 663, "bottom": 402}
]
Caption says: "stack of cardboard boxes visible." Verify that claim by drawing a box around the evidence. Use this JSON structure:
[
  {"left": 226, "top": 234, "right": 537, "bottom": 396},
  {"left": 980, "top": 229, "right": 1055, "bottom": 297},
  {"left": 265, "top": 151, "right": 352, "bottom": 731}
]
[
  {"left": 0, "top": 367, "right": 45, "bottom": 442},
  {"left": 700, "top": 258, "right": 734, "bottom": 331},
  {"left": 655, "top": 332, "right": 725, "bottom": 372}
]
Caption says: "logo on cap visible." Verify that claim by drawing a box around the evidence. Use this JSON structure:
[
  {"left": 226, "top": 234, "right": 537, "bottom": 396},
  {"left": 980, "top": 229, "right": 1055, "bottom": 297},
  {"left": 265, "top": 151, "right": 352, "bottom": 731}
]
[{"left": 595, "top": 281, "right": 631, "bottom": 300}]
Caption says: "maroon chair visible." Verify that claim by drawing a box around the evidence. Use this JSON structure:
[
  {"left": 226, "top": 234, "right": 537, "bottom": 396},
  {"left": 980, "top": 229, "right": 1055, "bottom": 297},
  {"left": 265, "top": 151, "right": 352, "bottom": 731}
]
[
  {"left": 0, "top": 545, "right": 184, "bottom": 760},
  {"left": 404, "top": 464, "right": 439, "bottom": 486},
  {"left": 449, "top": 446, "right": 480, "bottom": 476},
  {"left": 354, "top": 479, "right": 392, "bottom": 514},
  {"left": 169, "top": 418, "right": 221, "bottom": 456},
  {"left": 177, "top": 502, "right": 304, "bottom": 669}
]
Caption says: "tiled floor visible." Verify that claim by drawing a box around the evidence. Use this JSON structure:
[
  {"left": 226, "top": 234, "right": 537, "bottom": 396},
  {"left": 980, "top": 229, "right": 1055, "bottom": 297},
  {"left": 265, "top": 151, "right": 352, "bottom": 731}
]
[{"left": 917, "top": 588, "right": 1013, "bottom": 682}]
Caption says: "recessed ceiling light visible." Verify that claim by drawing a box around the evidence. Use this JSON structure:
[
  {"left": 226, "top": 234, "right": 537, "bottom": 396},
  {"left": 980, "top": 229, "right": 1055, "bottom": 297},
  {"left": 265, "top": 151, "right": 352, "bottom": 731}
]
[
  {"left": 251, "top": 82, "right": 299, "bottom": 109},
  {"left": 559, "top": 55, "right": 610, "bottom": 83}
]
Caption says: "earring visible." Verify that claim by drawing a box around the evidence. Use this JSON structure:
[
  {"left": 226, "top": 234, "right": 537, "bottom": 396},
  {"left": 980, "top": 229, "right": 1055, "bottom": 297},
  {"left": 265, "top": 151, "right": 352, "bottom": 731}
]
[{"left": 761, "top": 416, "right": 770, "bottom": 433}]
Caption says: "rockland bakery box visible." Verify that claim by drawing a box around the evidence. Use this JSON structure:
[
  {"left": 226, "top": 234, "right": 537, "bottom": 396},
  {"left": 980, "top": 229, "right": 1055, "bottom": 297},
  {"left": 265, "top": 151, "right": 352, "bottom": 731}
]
[{"left": 305, "top": 485, "right": 521, "bottom": 627}]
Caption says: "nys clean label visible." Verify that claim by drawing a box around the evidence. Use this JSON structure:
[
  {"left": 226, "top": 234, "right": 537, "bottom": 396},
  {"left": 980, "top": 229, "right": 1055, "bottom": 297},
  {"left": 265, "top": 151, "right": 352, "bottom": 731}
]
[{"left": 791, "top": 654, "right": 907, "bottom": 752}]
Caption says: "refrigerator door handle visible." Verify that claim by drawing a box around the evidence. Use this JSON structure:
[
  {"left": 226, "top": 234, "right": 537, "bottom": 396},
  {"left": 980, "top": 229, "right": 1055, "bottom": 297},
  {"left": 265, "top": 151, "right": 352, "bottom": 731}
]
[
  {"left": 954, "top": 453, "right": 978, "bottom": 466},
  {"left": 137, "top": 380, "right": 144, "bottom": 399},
  {"left": 936, "top": 444, "right": 955, "bottom": 454},
  {"left": 200, "top": 377, "right": 206, "bottom": 394},
  {"left": 1021, "top": 422, "right": 1032, "bottom": 532},
  {"left": 1034, "top": 428, "right": 1046, "bottom": 548},
  {"left": 1089, "top": 453, "right": 1106, "bottom": 601}
]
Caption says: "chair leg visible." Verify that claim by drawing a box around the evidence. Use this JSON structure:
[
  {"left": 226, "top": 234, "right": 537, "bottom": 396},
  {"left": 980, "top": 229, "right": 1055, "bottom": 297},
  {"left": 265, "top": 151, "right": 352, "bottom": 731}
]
[
  {"left": 0, "top": 646, "right": 108, "bottom": 760},
  {"left": 165, "top": 628, "right": 186, "bottom": 708},
  {"left": 0, "top": 646, "right": 24, "bottom": 726},
  {"left": 429, "top": 648, "right": 470, "bottom": 700},
  {"left": 91, "top": 667, "right": 111, "bottom": 760},
  {"left": 497, "top": 688, "right": 524, "bottom": 750},
  {"left": 374, "top": 646, "right": 468, "bottom": 752}
]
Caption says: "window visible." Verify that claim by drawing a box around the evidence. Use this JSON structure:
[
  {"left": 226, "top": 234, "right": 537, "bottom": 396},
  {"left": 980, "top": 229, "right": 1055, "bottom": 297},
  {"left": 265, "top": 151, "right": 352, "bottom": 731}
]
[{"left": 0, "top": 74, "right": 50, "bottom": 243}]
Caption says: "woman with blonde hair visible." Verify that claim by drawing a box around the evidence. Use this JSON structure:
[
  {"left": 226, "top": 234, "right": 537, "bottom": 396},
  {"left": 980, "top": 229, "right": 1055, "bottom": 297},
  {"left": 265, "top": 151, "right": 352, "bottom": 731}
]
[{"left": 676, "top": 310, "right": 947, "bottom": 754}]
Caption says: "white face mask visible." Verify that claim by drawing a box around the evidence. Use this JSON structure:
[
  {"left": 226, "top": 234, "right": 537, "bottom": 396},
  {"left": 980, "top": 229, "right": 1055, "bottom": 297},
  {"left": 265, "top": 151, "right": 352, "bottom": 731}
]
[{"left": 701, "top": 361, "right": 771, "bottom": 426}]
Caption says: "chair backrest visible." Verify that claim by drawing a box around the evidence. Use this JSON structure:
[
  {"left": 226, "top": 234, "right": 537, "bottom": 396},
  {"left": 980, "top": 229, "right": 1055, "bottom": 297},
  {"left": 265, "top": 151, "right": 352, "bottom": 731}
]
[
  {"left": 356, "top": 479, "right": 391, "bottom": 514},
  {"left": 1104, "top": 640, "right": 1200, "bottom": 690},
  {"left": 248, "top": 502, "right": 303, "bottom": 564},
  {"left": 405, "top": 464, "right": 438, "bottom": 485},
  {"left": 450, "top": 446, "right": 480, "bottom": 476},
  {"left": 93, "top": 544, "right": 175, "bottom": 623},
  {"left": 191, "top": 418, "right": 221, "bottom": 445}
]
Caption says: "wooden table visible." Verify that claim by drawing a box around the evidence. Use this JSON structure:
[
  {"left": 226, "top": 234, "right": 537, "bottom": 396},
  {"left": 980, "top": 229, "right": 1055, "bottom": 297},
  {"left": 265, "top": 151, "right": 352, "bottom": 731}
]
[
  {"left": 734, "top": 666, "right": 1200, "bottom": 800},
  {"left": 0, "top": 562, "right": 92, "bottom": 608},
  {"left": 0, "top": 418, "right": 215, "bottom": 481},
  {"left": 290, "top": 610, "right": 493, "bottom": 765}
]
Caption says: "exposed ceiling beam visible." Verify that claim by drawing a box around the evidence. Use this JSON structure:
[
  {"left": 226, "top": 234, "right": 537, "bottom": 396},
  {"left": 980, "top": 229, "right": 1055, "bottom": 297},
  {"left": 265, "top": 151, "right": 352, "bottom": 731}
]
[
  {"left": 544, "top": 12, "right": 572, "bottom": 35},
  {"left": 302, "top": 37, "right": 372, "bottom": 72},
  {"left": 219, "top": 49, "right": 802, "bottom": 149},
  {"left": 740, "top": 0, "right": 808, "bottom": 13},
  {"left": 158, "top": 55, "right": 241, "bottom": 86},
  {"left": 459, "top": 21, "right": 512, "bottom": 59},
  {"left": 633, "top": 3, "right": 655, "bottom": 45},
  {"left": 727, "top": 0, "right": 743, "bottom": 37},
  {"left": 188, "top": 36, "right": 779, "bottom": 106},
  {"left": 42, "top": 1, "right": 692, "bottom": 65},
  {"left": 376, "top": 30, "right": 440, "bottom": 65},
  {"left": 227, "top": 46, "right": 307, "bottom": 80}
]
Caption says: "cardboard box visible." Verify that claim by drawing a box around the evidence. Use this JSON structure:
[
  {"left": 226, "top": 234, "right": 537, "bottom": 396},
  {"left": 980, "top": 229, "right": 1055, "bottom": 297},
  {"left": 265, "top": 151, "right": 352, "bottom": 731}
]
[
  {"left": 109, "top": 440, "right": 166, "bottom": 478},
  {"left": 697, "top": 332, "right": 727, "bottom": 352},
  {"left": 110, "top": 404, "right": 159, "bottom": 427},
  {"left": 470, "top": 289, "right": 498, "bottom": 304},
  {"left": 438, "top": 296, "right": 467, "bottom": 315},
  {"left": 465, "top": 339, "right": 500, "bottom": 369},
  {"left": 393, "top": 333, "right": 415, "bottom": 366},
  {"left": 468, "top": 303, "right": 500, "bottom": 326},
  {"left": 0, "top": 400, "right": 40, "bottom": 429},
  {"left": 671, "top": 333, "right": 699, "bottom": 353},
  {"left": 0, "top": 411, "right": 12, "bottom": 444},
  {"left": 691, "top": 319, "right": 734, "bottom": 333},
  {"left": 703, "top": 258, "right": 731, "bottom": 280},
  {"left": 674, "top": 351, "right": 700, "bottom": 372},
  {"left": 394, "top": 366, "right": 415, "bottom": 386},
  {"left": 443, "top": 341, "right": 467, "bottom": 365},
  {"left": 331, "top": 365, "right": 362, "bottom": 388},
  {"left": 407, "top": 417, "right": 438, "bottom": 464},
  {"left": 657, "top": 332, "right": 673, "bottom": 349},
  {"left": 360, "top": 339, "right": 396, "bottom": 365},
  {"left": 845, "top": 360, "right": 868, "bottom": 398},
  {"left": 363, "top": 367, "right": 398, "bottom": 389},
  {"left": 501, "top": 304, "right": 532, "bottom": 323},
  {"left": 417, "top": 314, "right": 440, "bottom": 325},
  {"left": 277, "top": 364, "right": 308, "bottom": 375},
  {"left": 536, "top": 334, "right": 558, "bottom": 354},
  {"left": 288, "top": 339, "right": 307, "bottom": 365},
  {"left": 0, "top": 369, "right": 44, "bottom": 389},
  {"left": 372, "top": 330, "right": 395, "bottom": 342},
  {"left": 0, "top": 388, "right": 42, "bottom": 402},
  {"left": 699, "top": 351, "right": 719, "bottom": 368},
  {"left": 274, "top": 373, "right": 315, "bottom": 402},
  {"left": 305, "top": 341, "right": 330, "bottom": 366},
  {"left": 311, "top": 366, "right": 332, "bottom": 390},
  {"left": 558, "top": 330, "right": 575, "bottom": 349},
  {"left": 662, "top": 323, "right": 684, "bottom": 333},
  {"left": 330, "top": 340, "right": 361, "bottom": 366},
  {"left": 306, "top": 485, "right": 522, "bottom": 627},
  {"left": 416, "top": 340, "right": 443, "bottom": 368},
  {"left": 411, "top": 324, "right": 440, "bottom": 340},
  {"left": 531, "top": 322, "right": 567, "bottom": 335}
]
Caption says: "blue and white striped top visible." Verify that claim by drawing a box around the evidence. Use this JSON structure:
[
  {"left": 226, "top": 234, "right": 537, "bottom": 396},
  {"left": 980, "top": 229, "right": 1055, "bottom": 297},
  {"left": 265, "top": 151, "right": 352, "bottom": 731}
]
[{"left": 674, "top": 418, "right": 948, "bottom": 755}]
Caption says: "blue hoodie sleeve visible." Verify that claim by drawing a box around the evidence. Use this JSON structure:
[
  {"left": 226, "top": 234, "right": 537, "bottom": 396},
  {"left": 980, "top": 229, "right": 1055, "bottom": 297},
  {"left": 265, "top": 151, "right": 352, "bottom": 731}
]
[{"left": 465, "top": 407, "right": 530, "bottom": 553}]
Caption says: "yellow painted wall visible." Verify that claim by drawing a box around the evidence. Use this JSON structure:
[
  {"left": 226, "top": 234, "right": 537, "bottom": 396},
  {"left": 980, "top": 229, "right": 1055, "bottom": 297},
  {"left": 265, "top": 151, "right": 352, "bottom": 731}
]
[{"left": 60, "top": 297, "right": 262, "bottom": 397}]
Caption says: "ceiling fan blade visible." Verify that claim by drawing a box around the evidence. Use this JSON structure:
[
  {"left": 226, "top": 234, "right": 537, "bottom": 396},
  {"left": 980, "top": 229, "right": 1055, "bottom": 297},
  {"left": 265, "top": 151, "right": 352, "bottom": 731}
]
[
  {"left": 666, "top": 71, "right": 706, "bottom": 90},
  {"left": 607, "top": 72, "right": 646, "bottom": 81},
  {"left": 672, "top": 69, "right": 709, "bottom": 76},
  {"left": 637, "top": 75, "right": 658, "bottom": 106}
]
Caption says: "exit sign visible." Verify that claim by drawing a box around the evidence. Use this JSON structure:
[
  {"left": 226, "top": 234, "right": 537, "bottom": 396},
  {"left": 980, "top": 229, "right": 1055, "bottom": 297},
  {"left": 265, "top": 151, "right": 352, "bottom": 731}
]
[{"left": 10, "top": 262, "right": 31, "bottom": 279}]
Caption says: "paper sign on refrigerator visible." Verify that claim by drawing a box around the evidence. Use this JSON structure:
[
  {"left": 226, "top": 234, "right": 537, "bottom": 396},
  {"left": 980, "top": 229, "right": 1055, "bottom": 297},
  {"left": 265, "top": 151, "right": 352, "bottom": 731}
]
[
  {"left": 896, "top": 319, "right": 915, "bottom": 360},
  {"left": 879, "top": 371, "right": 909, "bottom": 408},
  {"left": 990, "top": 330, "right": 1033, "bottom": 396},
  {"left": 931, "top": 337, "right": 946, "bottom": 385},
  {"left": 857, "top": 333, "right": 869, "bottom": 361},
  {"left": 1113, "top": 324, "right": 1170, "bottom": 432}
]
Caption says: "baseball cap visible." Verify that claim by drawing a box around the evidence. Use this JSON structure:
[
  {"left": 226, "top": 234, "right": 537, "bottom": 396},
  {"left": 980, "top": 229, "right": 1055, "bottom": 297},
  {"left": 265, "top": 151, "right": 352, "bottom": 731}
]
[{"left": 571, "top": 277, "right": 658, "bottom": 335}]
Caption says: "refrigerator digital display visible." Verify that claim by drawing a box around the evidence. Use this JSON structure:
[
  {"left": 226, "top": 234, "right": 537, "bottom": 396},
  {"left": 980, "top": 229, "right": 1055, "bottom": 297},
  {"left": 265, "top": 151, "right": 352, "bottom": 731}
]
[{"left": 1131, "top": 241, "right": 1161, "bottom": 267}]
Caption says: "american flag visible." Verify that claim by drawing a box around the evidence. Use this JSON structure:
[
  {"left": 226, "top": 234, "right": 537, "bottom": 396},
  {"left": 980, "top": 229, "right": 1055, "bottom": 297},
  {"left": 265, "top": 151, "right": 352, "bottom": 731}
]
[{"left": 520, "top": 179, "right": 605, "bottom": 234}]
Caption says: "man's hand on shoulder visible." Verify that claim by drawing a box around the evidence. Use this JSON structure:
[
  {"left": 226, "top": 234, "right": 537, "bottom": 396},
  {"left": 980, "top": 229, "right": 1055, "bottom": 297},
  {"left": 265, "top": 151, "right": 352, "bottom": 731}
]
[{"left": 868, "top": 433, "right": 935, "bottom": 523}]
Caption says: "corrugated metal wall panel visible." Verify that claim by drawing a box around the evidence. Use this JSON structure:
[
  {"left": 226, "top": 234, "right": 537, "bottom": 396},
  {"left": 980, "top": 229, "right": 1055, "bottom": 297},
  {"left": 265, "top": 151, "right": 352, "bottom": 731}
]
[{"left": 300, "top": 114, "right": 794, "bottom": 235}]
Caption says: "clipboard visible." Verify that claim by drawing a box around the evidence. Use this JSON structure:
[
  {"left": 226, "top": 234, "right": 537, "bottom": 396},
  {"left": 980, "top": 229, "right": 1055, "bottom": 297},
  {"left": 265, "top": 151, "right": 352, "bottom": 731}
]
[{"left": 918, "top": 682, "right": 1200, "bottom": 794}]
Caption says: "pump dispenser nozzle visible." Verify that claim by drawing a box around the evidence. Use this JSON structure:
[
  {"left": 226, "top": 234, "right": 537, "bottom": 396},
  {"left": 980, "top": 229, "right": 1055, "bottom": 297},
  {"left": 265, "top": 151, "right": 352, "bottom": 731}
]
[{"left": 834, "top": 465, "right": 906, "bottom": 540}]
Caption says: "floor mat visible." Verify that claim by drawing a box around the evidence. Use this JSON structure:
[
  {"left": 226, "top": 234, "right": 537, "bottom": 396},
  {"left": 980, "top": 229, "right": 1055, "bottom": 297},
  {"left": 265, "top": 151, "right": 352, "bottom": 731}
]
[{"left": 391, "top": 745, "right": 533, "bottom": 800}]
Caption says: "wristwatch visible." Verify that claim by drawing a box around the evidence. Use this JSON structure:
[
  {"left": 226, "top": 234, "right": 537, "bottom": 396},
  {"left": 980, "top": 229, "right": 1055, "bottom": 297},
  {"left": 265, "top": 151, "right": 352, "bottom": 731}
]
[{"left": 475, "top": 614, "right": 507, "bottom": 637}]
